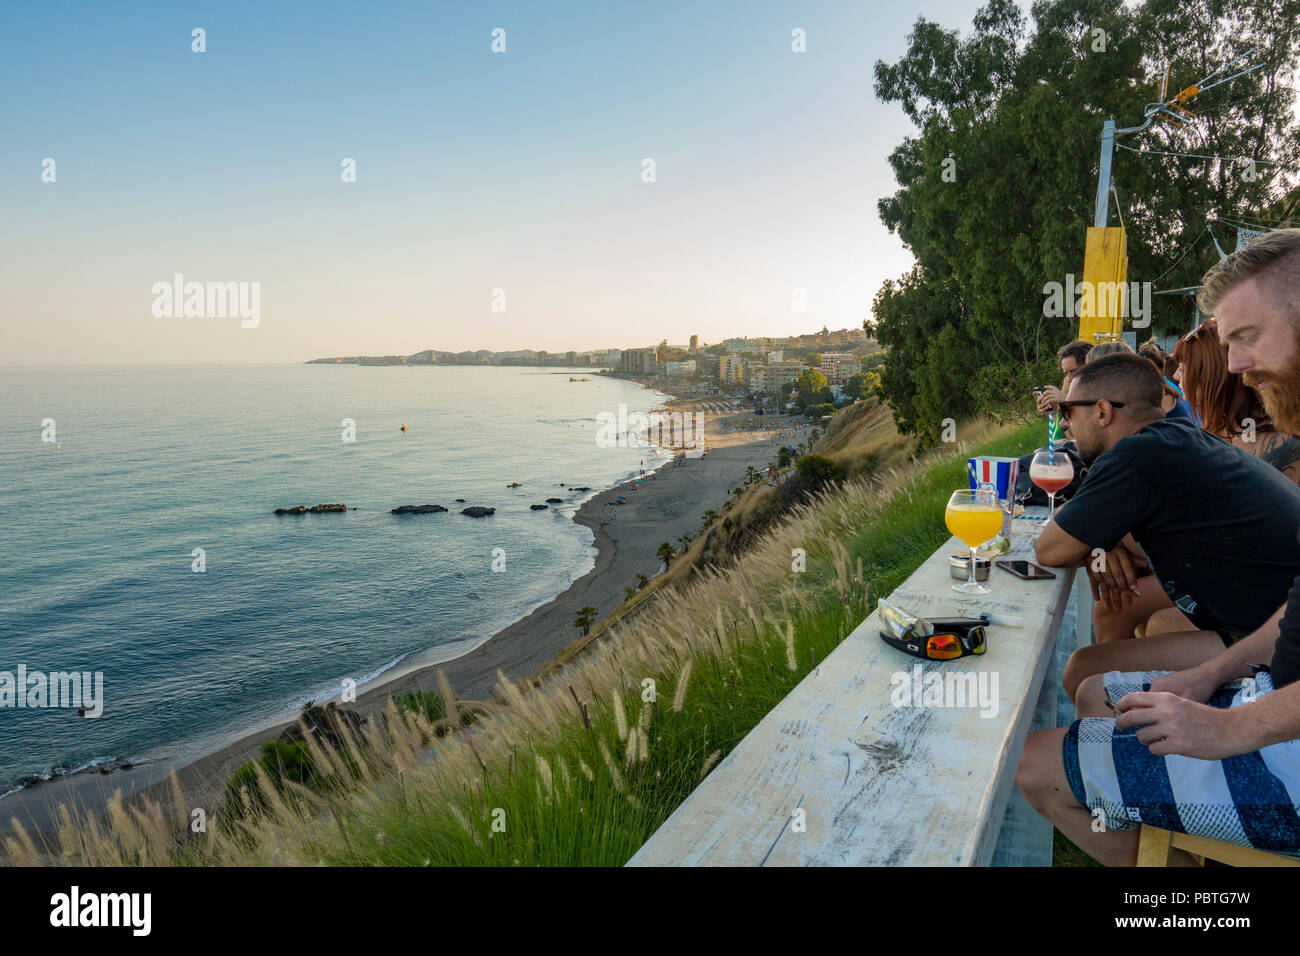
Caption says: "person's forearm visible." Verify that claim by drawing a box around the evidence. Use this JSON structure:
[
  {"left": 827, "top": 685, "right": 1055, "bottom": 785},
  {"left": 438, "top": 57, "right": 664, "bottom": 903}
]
[
  {"left": 1229, "top": 677, "right": 1300, "bottom": 750},
  {"left": 1203, "top": 604, "right": 1285, "bottom": 683}
]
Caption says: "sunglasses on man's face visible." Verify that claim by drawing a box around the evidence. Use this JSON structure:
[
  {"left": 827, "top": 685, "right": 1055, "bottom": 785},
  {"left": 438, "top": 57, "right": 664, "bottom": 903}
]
[{"left": 1056, "top": 399, "right": 1125, "bottom": 421}]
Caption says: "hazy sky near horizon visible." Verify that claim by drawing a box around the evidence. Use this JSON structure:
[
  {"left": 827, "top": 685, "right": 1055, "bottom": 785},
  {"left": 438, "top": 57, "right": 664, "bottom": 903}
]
[{"left": 2, "top": 0, "right": 990, "bottom": 365}]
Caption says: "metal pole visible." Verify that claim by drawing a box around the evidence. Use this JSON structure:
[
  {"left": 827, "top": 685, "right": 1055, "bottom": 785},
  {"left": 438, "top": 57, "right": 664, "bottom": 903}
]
[{"left": 1094, "top": 119, "right": 1115, "bottom": 227}]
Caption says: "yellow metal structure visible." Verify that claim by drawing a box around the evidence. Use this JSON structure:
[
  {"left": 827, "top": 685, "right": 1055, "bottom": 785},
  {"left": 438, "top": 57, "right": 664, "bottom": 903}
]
[{"left": 1078, "top": 226, "right": 1128, "bottom": 343}]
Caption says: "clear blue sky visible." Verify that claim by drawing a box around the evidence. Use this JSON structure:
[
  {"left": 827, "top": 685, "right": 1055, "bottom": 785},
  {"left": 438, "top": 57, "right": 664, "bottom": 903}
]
[{"left": 1, "top": 0, "right": 988, "bottom": 364}]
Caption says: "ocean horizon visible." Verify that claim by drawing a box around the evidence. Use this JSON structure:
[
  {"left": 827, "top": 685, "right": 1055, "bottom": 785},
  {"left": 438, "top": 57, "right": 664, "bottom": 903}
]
[{"left": 0, "top": 364, "right": 672, "bottom": 792}]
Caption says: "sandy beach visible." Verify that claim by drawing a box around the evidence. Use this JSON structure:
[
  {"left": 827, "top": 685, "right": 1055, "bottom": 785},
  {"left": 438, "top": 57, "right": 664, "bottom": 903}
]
[{"left": 1, "top": 398, "right": 813, "bottom": 837}]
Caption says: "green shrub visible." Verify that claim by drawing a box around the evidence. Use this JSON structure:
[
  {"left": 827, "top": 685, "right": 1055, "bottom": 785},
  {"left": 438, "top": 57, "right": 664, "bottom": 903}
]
[
  {"left": 392, "top": 690, "right": 447, "bottom": 723},
  {"left": 795, "top": 453, "right": 846, "bottom": 487},
  {"left": 220, "top": 740, "right": 320, "bottom": 824}
]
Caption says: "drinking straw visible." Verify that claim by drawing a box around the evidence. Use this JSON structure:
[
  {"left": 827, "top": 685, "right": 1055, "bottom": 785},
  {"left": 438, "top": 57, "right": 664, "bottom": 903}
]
[{"left": 1047, "top": 412, "right": 1056, "bottom": 462}]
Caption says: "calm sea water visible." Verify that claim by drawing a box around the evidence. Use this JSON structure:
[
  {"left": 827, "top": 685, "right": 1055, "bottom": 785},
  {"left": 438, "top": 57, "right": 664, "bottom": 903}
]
[{"left": 0, "top": 364, "right": 670, "bottom": 789}]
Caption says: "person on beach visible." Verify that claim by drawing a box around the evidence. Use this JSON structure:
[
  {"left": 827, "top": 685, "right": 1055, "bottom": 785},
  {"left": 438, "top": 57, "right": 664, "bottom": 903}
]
[
  {"left": 1032, "top": 352, "right": 1300, "bottom": 697},
  {"left": 1017, "top": 228, "right": 1300, "bottom": 865}
]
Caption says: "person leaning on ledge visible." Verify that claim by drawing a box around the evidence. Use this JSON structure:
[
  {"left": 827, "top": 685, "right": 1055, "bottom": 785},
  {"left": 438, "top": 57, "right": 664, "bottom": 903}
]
[{"left": 1016, "top": 227, "right": 1300, "bottom": 866}]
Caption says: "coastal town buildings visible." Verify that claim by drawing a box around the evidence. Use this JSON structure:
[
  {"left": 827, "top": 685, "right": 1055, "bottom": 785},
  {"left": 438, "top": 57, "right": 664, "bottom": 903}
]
[
  {"left": 719, "top": 354, "right": 744, "bottom": 385},
  {"left": 746, "top": 359, "right": 806, "bottom": 393},
  {"left": 722, "top": 338, "right": 762, "bottom": 355},
  {"left": 620, "top": 348, "right": 658, "bottom": 375},
  {"left": 663, "top": 360, "right": 697, "bottom": 377},
  {"left": 819, "top": 351, "right": 860, "bottom": 385}
]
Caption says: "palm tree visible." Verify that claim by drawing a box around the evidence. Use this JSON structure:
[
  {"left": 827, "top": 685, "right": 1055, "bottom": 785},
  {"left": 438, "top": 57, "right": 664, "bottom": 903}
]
[
  {"left": 657, "top": 542, "right": 675, "bottom": 565},
  {"left": 635, "top": 573, "right": 650, "bottom": 591},
  {"left": 574, "top": 606, "right": 597, "bottom": 636}
]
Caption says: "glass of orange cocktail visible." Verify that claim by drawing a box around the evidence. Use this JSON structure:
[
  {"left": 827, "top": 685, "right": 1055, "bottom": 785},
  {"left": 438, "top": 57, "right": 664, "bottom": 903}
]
[{"left": 945, "top": 488, "right": 1001, "bottom": 594}]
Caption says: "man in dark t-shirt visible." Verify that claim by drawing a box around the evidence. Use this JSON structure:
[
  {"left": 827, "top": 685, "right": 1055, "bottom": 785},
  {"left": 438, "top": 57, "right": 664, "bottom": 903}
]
[
  {"left": 1034, "top": 357, "right": 1300, "bottom": 697},
  {"left": 1017, "top": 228, "right": 1300, "bottom": 865}
]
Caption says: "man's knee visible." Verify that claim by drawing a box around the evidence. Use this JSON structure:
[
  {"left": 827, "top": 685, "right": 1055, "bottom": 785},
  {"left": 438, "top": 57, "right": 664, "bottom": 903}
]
[
  {"left": 1075, "top": 673, "right": 1110, "bottom": 718},
  {"left": 1062, "top": 646, "right": 1104, "bottom": 702}
]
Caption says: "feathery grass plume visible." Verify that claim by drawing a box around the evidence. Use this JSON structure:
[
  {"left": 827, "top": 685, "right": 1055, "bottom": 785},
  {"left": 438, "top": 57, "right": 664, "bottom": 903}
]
[
  {"left": 135, "top": 796, "right": 173, "bottom": 860},
  {"left": 639, "top": 703, "right": 650, "bottom": 735},
  {"left": 612, "top": 689, "right": 628, "bottom": 742},
  {"left": 714, "top": 606, "right": 729, "bottom": 655},
  {"left": 167, "top": 770, "right": 189, "bottom": 833},
  {"left": 672, "top": 658, "right": 693, "bottom": 712},
  {"left": 302, "top": 717, "right": 348, "bottom": 781},
  {"left": 55, "top": 804, "right": 81, "bottom": 863},
  {"left": 599, "top": 739, "right": 624, "bottom": 792},
  {"left": 536, "top": 754, "right": 554, "bottom": 799},
  {"left": 7, "top": 818, "right": 42, "bottom": 864},
  {"left": 251, "top": 756, "right": 300, "bottom": 826},
  {"left": 579, "top": 759, "right": 595, "bottom": 782},
  {"left": 449, "top": 801, "right": 475, "bottom": 837},
  {"left": 437, "top": 669, "right": 460, "bottom": 726},
  {"left": 557, "top": 756, "right": 573, "bottom": 794},
  {"left": 496, "top": 669, "right": 528, "bottom": 712},
  {"left": 785, "top": 621, "right": 798, "bottom": 672},
  {"left": 699, "top": 749, "right": 722, "bottom": 782},
  {"left": 625, "top": 727, "right": 639, "bottom": 767}
]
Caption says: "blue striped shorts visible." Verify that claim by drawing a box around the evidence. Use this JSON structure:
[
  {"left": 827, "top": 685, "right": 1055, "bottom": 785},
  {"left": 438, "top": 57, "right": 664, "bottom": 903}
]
[{"left": 1063, "top": 669, "right": 1300, "bottom": 854}]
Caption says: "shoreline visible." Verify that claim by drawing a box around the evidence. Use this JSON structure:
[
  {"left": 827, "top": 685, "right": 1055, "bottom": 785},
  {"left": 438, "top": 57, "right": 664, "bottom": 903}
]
[{"left": 0, "top": 401, "right": 801, "bottom": 837}]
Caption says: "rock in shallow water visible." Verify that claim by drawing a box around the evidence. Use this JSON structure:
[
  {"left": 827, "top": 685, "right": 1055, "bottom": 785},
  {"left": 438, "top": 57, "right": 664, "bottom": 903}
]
[
  {"left": 391, "top": 504, "right": 448, "bottom": 515},
  {"left": 460, "top": 506, "right": 496, "bottom": 517}
]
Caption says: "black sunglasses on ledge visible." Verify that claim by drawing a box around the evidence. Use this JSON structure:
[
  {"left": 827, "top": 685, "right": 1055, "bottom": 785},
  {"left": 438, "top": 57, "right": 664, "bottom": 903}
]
[{"left": 1056, "top": 399, "right": 1125, "bottom": 420}]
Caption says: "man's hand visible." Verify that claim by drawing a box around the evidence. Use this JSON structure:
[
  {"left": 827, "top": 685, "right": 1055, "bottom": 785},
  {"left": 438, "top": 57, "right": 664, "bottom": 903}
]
[
  {"left": 1084, "top": 543, "right": 1148, "bottom": 612},
  {"left": 1115, "top": 691, "right": 1250, "bottom": 759},
  {"left": 1148, "top": 665, "right": 1224, "bottom": 705},
  {"left": 1035, "top": 384, "right": 1065, "bottom": 415},
  {"left": 1091, "top": 579, "right": 1136, "bottom": 613}
]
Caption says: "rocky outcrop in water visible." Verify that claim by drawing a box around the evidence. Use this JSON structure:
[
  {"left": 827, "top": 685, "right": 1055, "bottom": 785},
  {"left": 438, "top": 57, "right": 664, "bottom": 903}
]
[
  {"left": 460, "top": 507, "right": 495, "bottom": 517},
  {"left": 531, "top": 504, "right": 548, "bottom": 510},
  {"left": 391, "top": 504, "right": 448, "bottom": 515},
  {"left": 546, "top": 497, "right": 563, "bottom": 503},
  {"left": 274, "top": 503, "right": 349, "bottom": 515}
]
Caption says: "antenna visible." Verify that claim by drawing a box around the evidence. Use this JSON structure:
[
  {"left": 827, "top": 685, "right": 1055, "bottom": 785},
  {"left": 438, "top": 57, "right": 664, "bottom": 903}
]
[{"left": 1095, "top": 48, "right": 1266, "bottom": 225}]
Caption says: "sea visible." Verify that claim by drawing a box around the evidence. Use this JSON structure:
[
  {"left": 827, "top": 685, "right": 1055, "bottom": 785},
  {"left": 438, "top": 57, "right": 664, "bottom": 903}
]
[{"left": 0, "top": 364, "right": 671, "bottom": 794}]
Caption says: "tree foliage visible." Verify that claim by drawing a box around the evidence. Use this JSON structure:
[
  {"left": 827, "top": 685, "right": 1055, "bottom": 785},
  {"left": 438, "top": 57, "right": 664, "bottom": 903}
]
[{"left": 870, "top": 0, "right": 1300, "bottom": 443}]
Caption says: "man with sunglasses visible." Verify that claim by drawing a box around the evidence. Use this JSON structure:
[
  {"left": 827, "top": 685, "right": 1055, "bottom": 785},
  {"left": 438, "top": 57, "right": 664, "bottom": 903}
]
[{"left": 1017, "top": 228, "right": 1300, "bottom": 864}]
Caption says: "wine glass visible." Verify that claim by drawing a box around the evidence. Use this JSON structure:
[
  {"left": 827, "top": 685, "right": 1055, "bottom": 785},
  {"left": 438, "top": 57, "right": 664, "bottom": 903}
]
[
  {"left": 1029, "top": 447, "right": 1074, "bottom": 520},
  {"left": 945, "top": 488, "right": 1001, "bottom": 594}
]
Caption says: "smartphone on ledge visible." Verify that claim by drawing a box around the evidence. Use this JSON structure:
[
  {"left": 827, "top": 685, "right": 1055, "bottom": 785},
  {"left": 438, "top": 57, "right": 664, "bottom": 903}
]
[{"left": 995, "top": 559, "right": 1056, "bottom": 580}]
